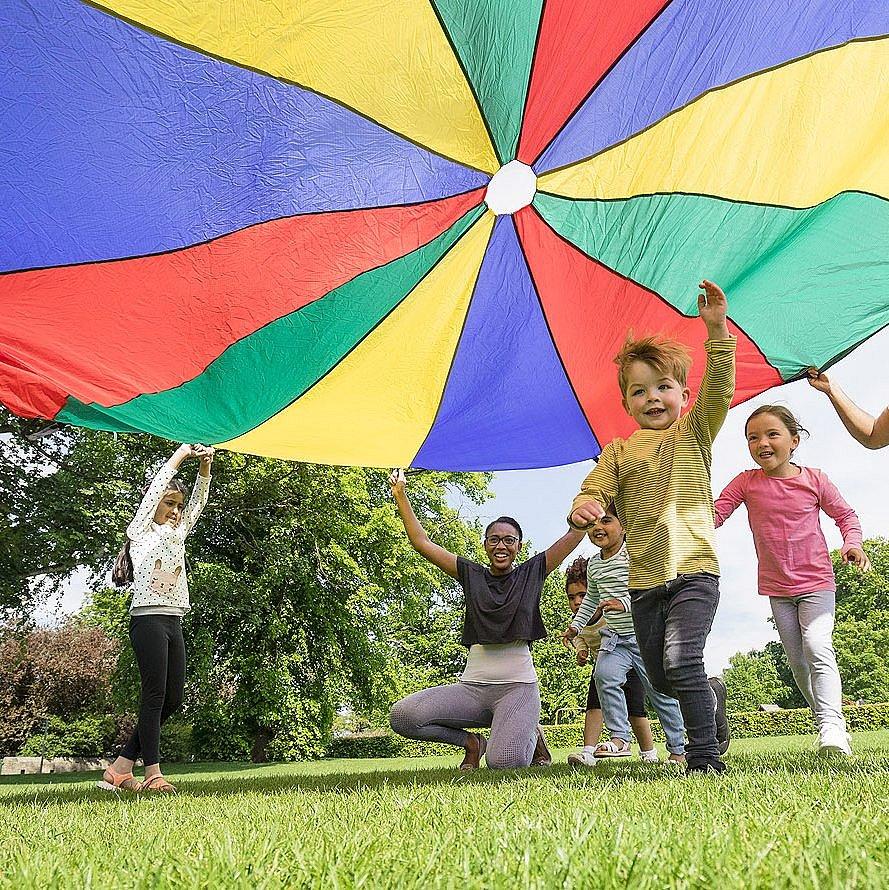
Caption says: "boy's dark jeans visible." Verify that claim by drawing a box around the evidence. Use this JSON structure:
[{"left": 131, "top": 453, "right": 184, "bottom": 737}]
[{"left": 630, "top": 572, "right": 723, "bottom": 770}]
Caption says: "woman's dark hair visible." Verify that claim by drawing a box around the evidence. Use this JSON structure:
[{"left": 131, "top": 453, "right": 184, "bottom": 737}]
[
  {"left": 565, "top": 556, "right": 589, "bottom": 589},
  {"left": 745, "top": 405, "right": 810, "bottom": 440},
  {"left": 112, "top": 477, "right": 188, "bottom": 587},
  {"left": 484, "top": 516, "right": 523, "bottom": 541}
]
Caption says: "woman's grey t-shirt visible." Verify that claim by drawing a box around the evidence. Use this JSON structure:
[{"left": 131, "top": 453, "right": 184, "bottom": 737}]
[{"left": 456, "top": 552, "right": 548, "bottom": 647}]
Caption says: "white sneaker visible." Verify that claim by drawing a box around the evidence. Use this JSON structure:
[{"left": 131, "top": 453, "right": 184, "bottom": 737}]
[
  {"left": 639, "top": 748, "right": 660, "bottom": 763},
  {"left": 567, "top": 749, "right": 598, "bottom": 768},
  {"left": 818, "top": 724, "right": 852, "bottom": 756}
]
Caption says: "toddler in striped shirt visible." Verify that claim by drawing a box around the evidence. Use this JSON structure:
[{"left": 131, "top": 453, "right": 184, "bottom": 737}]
[{"left": 564, "top": 508, "right": 686, "bottom": 766}]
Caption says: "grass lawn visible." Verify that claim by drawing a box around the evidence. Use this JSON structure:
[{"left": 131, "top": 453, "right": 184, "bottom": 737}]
[{"left": 2, "top": 732, "right": 888, "bottom": 889}]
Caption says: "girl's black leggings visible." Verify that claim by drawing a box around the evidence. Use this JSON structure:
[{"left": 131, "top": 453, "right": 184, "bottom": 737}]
[{"left": 120, "top": 615, "right": 185, "bottom": 767}]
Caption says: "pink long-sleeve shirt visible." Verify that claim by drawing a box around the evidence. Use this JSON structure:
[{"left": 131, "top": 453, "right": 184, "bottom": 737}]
[{"left": 714, "top": 466, "right": 862, "bottom": 597}]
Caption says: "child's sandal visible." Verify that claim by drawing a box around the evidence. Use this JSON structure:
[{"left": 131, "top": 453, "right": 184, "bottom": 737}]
[
  {"left": 96, "top": 769, "right": 141, "bottom": 792},
  {"left": 140, "top": 774, "right": 177, "bottom": 794},
  {"left": 593, "top": 739, "right": 632, "bottom": 758}
]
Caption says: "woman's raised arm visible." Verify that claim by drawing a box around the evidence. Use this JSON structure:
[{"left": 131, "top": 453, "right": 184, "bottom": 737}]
[
  {"left": 390, "top": 469, "right": 459, "bottom": 579},
  {"left": 544, "top": 527, "right": 586, "bottom": 574}
]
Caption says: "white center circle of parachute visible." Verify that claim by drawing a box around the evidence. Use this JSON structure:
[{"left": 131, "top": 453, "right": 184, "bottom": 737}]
[{"left": 484, "top": 161, "right": 537, "bottom": 215}]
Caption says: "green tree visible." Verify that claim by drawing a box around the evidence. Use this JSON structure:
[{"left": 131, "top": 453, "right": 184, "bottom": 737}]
[
  {"left": 833, "top": 616, "right": 889, "bottom": 703},
  {"left": 834, "top": 537, "right": 889, "bottom": 621},
  {"left": 722, "top": 648, "right": 790, "bottom": 713},
  {"left": 1, "top": 411, "right": 492, "bottom": 759}
]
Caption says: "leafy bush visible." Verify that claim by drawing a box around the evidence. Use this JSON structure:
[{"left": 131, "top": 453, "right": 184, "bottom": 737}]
[
  {"left": 730, "top": 702, "right": 889, "bottom": 738},
  {"left": 20, "top": 715, "right": 116, "bottom": 758},
  {"left": 190, "top": 698, "right": 252, "bottom": 762},
  {"left": 0, "top": 622, "right": 118, "bottom": 756},
  {"left": 159, "top": 718, "right": 194, "bottom": 762},
  {"left": 264, "top": 697, "right": 330, "bottom": 762},
  {"left": 20, "top": 715, "right": 195, "bottom": 762}
]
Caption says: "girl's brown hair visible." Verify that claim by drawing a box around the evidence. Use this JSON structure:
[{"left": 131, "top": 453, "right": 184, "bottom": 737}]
[
  {"left": 745, "top": 405, "right": 810, "bottom": 440},
  {"left": 112, "top": 477, "right": 188, "bottom": 587}
]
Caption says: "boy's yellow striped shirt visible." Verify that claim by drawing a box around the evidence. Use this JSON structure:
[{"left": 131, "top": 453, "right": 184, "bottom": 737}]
[{"left": 570, "top": 339, "right": 737, "bottom": 590}]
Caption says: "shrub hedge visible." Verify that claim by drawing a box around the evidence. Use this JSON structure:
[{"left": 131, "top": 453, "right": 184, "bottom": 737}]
[
  {"left": 15, "top": 703, "right": 889, "bottom": 762},
  {"left": 19, "top": 715, "right": 194, "bottom": 761},
  {"left": 325, "top": 703, "right": 889, "bottom": 760}
]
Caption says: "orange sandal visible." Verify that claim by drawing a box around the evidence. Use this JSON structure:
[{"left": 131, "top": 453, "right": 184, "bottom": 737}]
[
  {"left": 140, "top": 774, "right": 177, "bottom": 794},
  {"left": 96, "top": 769, "right": 141, "bottom": 792}
]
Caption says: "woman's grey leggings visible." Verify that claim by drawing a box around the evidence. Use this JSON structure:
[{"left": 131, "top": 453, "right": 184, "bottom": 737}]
[{"left": 390, "top": 681, "right": 541, "bottom": 769}]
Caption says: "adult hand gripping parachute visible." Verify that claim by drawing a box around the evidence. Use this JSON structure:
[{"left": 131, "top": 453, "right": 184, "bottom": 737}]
[{"left": 1, "top": 0, "right": 887, "bottom": 470}]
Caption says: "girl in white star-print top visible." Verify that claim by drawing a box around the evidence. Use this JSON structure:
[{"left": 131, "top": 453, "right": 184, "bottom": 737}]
[{"left": 97, "top": 443, "right": 213, "bottom": 794}]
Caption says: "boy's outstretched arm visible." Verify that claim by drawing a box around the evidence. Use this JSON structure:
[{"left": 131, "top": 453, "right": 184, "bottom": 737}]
[
  {"left": 697, "top": 279, "right": 731, "bottom": 340},
  {"left": 807, "top": 369, "right": 889, "bottom": 449},
  {"left": 688, "top": 280, "right": 736, "bottom": 446},
  {"left": 568, "top": 445, "right": 619, "bottom": 529}
]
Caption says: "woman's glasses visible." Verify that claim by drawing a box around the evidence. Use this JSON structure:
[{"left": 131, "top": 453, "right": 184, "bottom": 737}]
[{"left": 485, "top": 534, "right": 519, "bottom": 546}]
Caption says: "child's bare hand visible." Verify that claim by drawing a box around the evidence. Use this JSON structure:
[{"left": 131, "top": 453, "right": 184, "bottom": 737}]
[
  {"left": 843, "top": 547, "right": 871, "bottom": 571},
  {"left": 806, "top": 367, "right": 832, "bottom": 394},
  {"left": 193, "top": 444, "right": 215, "bottom": 463},
  {"left": 697, "top": 279, "right": 730, "bottom": 338},
  {"left": 576, "top": 651, "right": 588, "bottom": 667},
  {"left": 600, "top": 598, "right": 626, "bottom": 613},
  {"left": 571, "top": 500, "right": 605, "bottom": 528},
  {"left": 389, "top": 468, "right": 406, "bottom": 496},
  {"left": 562, "top": 626, "right": 578, "bottom": 648}
]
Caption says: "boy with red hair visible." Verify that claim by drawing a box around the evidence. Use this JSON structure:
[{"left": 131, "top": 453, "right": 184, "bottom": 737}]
[{"left": 569, "top": 281, "right": 733, "bottom": 775}]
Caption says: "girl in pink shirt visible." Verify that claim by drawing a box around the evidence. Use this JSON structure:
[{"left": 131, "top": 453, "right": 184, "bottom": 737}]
[{"left": 714, "top": 405, "right": 870, "bottom": 756}]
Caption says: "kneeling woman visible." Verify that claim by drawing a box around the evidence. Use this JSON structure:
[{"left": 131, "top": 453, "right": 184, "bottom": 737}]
[{"left": 388, "top": 470, "right": 584, "bottom": 769}]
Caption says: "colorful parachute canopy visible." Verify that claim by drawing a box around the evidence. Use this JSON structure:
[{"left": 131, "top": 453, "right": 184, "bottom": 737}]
[{"left": 1, "top": 1, "right": 888, "bottom": 470}]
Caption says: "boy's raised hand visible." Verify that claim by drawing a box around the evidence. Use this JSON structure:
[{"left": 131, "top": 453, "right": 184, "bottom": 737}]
[
  {"left": 697, "top": 279, "right": 731, "bottom": 339},
  {"left": 570, "top": 499, "right": 605, "bottom": 528}
]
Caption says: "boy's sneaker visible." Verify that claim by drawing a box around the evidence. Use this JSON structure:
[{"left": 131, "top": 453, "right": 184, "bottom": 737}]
[
  {"left": 818, "top": 725, "right": 852, "bottom": 757},
  {"left": 685, "top": 762, "right": 727, "bottom": 777},
  {"left": 709, "top": 676, "right": 731, "bottom": 754},
  {"left": 639, "top": 748, "right": 660, "bottom": 763},
  {"left": 567, "top": 748, "right": 598, "bottom": 768}
]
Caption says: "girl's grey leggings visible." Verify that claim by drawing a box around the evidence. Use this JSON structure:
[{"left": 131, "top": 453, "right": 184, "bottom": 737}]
[
  {"left": 769, "top": 589, "right": 845, "bottom": 731},
  {"left": 390, "top": 681, "right": 540, "bottom": 768}
]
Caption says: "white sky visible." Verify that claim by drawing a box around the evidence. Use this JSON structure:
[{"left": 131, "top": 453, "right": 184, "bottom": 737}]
[{"left": 37, "top": 329, "right": 888, "bottom": 675}]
